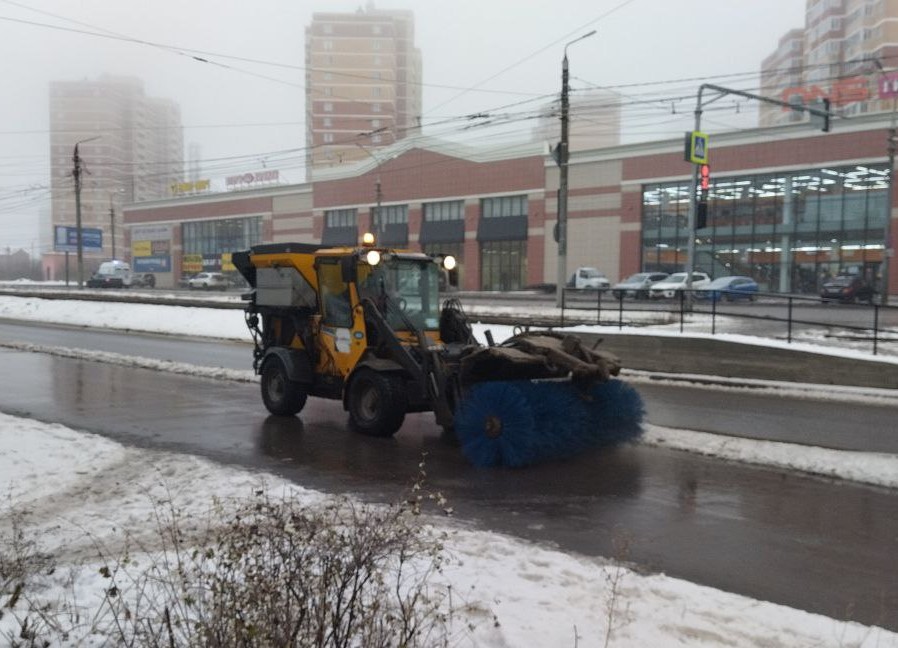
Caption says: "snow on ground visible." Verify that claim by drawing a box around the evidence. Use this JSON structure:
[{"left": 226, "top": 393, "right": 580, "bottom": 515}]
[
  {"left": 2, "top": 414, "right": 895, "bottom": 647},
  {"left": 1, "top": 292, "right": 898, "bottom": 644}
]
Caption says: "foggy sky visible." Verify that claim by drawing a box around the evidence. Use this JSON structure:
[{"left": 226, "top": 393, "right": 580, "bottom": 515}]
[{"left": 0, "top": 0, "right": 806, "bottom": 252}]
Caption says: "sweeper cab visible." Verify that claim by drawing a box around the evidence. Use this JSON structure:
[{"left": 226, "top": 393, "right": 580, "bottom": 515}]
[{"left": 232, "top": 235, "right": 643, "bottom": 467}]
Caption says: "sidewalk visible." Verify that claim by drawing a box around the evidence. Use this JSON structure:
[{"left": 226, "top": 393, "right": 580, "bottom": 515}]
[{"left": 577, "top": 330, "right": 898, "bottom": 390}]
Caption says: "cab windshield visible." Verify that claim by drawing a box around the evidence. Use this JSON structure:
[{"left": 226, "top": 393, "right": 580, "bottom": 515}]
[{"left": 357, "top": 256, "right": 441, "bottom": 331}]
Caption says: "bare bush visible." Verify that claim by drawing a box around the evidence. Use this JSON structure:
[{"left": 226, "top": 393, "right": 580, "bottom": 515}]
[
  {"left": 0, "top": 504, "right": 58, "bottom": 647},
  {"left": 96, "top": 491, "right": 452, "bottom": 647},
  {"left": 0, "top": 458, "right": 466, "bottom": 647}
]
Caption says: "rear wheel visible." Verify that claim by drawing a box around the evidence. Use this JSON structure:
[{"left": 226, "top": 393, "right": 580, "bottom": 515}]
[
  {"left": 261, "top": 357, "right": 307, "bottom": 416},
  {"left": 347, "top": 369, "right": 406, "bottom": 437}
]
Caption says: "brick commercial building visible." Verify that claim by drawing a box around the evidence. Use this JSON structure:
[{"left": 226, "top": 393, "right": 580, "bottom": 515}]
[{"left": 124, "top": 113, "right": 897, "bottom": 300}]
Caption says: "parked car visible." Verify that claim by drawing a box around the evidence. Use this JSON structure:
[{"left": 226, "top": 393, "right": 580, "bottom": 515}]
[
  {"left": 86, "top": 260, "right": 134, "bottom": 288},
  {"left": 820, "top": 274, "right": 874, "bottom": 303},
  {"left": 132, "top": 272, "right": 156, "bottom": 288},
  {"left": 696, "top": 275, "right": 759, "bottom": 302},
  {"left": 611, "top": 272, "right": 669, "bottom": 299},
  {"left": 187, "top": 272, "right": 228, "bottom": 291},
  {"left": 649, "top": 271, "right": 712, "bottom": 299},
  {"left": 566, "top": 267, "right": 611, "bottom": 290}
]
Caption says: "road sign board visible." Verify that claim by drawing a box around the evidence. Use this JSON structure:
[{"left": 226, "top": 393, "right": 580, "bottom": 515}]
[{"left": 689, "top": 131, "right": 709, "bottom": 164}]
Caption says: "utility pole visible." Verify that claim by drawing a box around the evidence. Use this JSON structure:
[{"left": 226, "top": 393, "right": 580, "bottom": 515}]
[
  {"left": 72, "top": 136, "right": 100, "bottom": 287},
  {"left": 356, "top": 142, "right": 385, "bottom": 239},
  {"left": 109, "top": 194, "right": 116, "bottom": 260},
  {"left": 876, "top": 60, "right": 897, "bottom": 306},
  {"left": 73, "top": 144, "right": 84, "bottom": 288},
  {"left": 885, "top": 115, "right": 895, "bottom": 306},
  {"left": 374, "top": 175, "right": 383, "bottom": 238},
  {"left": 555, "top": 30, "right": 596, "bottom": 308}
]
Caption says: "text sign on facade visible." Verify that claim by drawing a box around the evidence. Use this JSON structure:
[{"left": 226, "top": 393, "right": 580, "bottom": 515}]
[
  {"left": 133, "top": 256, "right": 171, "bottom": 272},
  {"left": 170, "top": 179, "right": 211, "bottom": 195},
  {"left": 53, "top": 225, "right": 103, "bottom": 253},
  {"left": 782, "top": 75, "right": 876, "bottom": 108},
  {"left": 131, "top": 224, "right": 172, "bottom": 272},
  {"left": 226, "top": 169, "right": 280, "bottom": 189}
]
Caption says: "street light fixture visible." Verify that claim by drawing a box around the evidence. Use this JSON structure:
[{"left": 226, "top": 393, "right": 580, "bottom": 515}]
[
  {"left": 73, "top": 135, "right": 101, "bottom": 287},
  {"left": 556, "top": 30, "right": 596, "bottom": 307}
]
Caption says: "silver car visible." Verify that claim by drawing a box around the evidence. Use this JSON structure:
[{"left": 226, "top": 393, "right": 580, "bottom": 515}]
[{"left": 611, "top": 272, "right": 669, "bottom": 299}]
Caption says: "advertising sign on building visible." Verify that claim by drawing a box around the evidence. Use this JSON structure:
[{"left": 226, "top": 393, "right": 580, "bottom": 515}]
[
  {"left": 782, "top": 75, "right": 872, "bottom": 108},
  {"left": 170, "top": 179, "right": 211, "bottom": 196},
  {"left": 131, "top": 224, "right": 172, "bottom": 272},
  {"left": 131, "top": 225, "right": 172, "bottom": 241},
  {"left": 880, "top": 72, "right": 898, "bottom": 100},
  {"left": 226, "top": 169, "right": 280, "bottom": 190},
  {"left": 182, "top": 254, "right": 204, "bottom": 273},
  {"left": 53, "top": 225, "right": 103, "bottom": 253},
  {"left": 133, "top": 256, "right": 171, "bottom": 272}
]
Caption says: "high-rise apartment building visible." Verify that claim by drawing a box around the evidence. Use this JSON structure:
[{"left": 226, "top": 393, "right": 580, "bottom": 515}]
[
  {"left": 760, "top": 0, "right": 898, "bottom": 127},
  {"left": 305, "top": 4, "right": 422, "bottom": 174},
  {"left": 47, "top": 75, "right": 182, "bottom": 270}
]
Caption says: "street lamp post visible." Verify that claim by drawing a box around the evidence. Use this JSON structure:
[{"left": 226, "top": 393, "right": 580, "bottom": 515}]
[
  {"left": 556, "top": 30, "right": 596, "bottom": 307},
  {"left": 73, "top": 136, "right": 101, "bottom": 287}
]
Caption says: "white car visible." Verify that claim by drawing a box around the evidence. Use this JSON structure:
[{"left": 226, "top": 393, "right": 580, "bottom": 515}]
[
  {"left": 187, "top": 272, "right": 228, "bottom": 291},
  {"left": 649, "top": 272, "right": 712, "bottom": 299},
  {"left": 566, "top": 267, "right": 611, "bottom": 290}
]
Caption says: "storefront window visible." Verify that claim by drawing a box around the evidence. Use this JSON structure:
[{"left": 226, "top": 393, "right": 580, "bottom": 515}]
[
  {"left": 480, "top": 240, "right": 526, "bottom": 291},
  {"left": 641, "top": 164, "right": 888, "bottom": 294}
]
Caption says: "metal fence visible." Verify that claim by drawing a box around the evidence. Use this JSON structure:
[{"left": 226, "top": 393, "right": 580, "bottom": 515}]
[{"left": 560, "top": 287, "right": 898, "bottom": 356}]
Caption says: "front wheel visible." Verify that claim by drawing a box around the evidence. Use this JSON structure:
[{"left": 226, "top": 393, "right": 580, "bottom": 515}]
[
  {"left": 261, "top": 357, "right": 308, "bottom": 416},
  {"left": 347, "top": 370, "right": 406, "bottom": 437}
]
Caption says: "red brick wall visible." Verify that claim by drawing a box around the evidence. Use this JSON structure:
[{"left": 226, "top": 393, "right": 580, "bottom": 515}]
[
  {"left": 314, "top": 149, "right": 544, "bottom": 208},
  {"left": 127, "top": 196, "right": 272, "bottom": 224},
  {"left": 623, "top": 129, "right": 887, "bottom": 180}
]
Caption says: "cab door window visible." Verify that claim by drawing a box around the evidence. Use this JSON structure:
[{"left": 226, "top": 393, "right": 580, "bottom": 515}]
[{"left": 317, "top": 258, "right": 352, "bottom": 327}]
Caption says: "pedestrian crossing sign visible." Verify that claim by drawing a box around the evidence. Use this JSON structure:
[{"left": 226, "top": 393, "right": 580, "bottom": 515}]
[{"left": 689, "top": 131, "right": 709, "bottom": 164}]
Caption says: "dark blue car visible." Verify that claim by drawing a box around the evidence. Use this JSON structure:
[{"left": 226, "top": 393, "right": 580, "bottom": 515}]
[{"left": 696, "top": 276, "right": 759, "bottom": 302}]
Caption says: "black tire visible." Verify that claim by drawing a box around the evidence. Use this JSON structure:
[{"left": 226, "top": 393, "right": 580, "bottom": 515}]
[
  {"left": 347, "top": 369, "right": 406, "bottom": 437},
  {"left": 260, "top": 357, "right": 307, "bottom": 416},
  {"left": 145, "top": 274, "right": 156, "bottom": 288}
]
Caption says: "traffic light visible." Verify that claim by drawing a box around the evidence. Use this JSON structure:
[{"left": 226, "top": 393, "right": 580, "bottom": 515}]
[
  {"left": 696, "top": 164, "right": 710, "bottom": 229},
  {"left": 696, "top": 196, "right": 708, "bottom": 230}
]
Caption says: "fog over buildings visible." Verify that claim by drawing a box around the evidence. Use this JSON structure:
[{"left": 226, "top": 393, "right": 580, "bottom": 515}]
[{"left": 0, "top": 0, "right": 809, "bottom": 256}]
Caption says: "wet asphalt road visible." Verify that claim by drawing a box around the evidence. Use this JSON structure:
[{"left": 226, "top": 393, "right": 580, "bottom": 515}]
[{"left": 0, "top": 322, "right": 897, "bottom": 630}]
